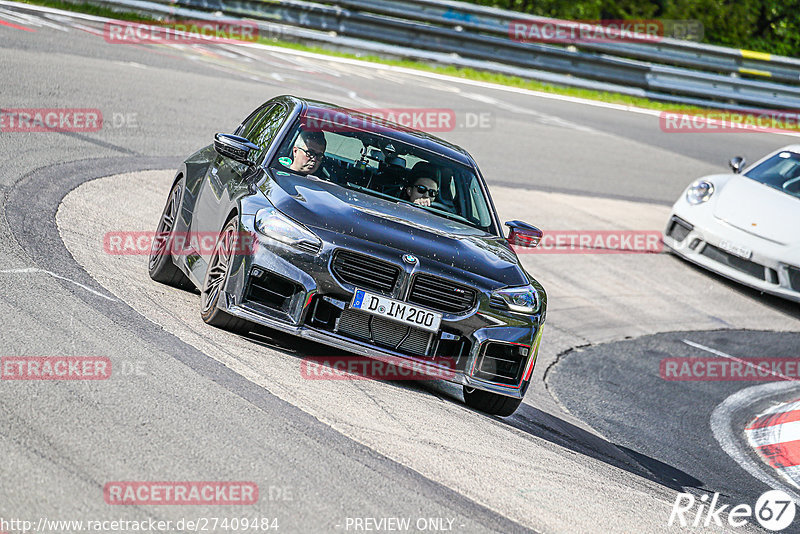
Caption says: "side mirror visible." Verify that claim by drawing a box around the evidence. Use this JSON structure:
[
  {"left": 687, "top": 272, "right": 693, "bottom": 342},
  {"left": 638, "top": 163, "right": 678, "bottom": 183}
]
[
  {"left": 214, "top": 133, "right": 260, "bottom": 166},
  {"left": 505, "top": 220, "right": 543, "bottom": 248},
  {"left": 729, "top": 156, "right": 746, "bottom": 174}
]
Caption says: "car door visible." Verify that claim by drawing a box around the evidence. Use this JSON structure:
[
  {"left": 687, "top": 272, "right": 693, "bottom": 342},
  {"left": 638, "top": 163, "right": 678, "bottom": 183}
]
[{"left": 188, "top": 103, "right": 290, "bottom": 277}]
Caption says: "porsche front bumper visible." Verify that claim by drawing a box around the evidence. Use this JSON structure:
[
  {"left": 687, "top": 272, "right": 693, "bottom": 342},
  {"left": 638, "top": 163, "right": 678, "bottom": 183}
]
[{"left": 664, "top": 211, "right": 800, "bottom": 303}]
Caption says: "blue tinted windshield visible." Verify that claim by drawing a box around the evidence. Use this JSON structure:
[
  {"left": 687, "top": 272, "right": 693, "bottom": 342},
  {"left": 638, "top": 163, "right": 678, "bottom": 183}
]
[{"left": 745, "top": 151, "right": 800, "bottom": 199}]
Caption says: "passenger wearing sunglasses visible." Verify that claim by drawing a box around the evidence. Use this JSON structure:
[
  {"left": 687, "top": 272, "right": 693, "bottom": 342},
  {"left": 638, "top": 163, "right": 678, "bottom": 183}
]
[
  {"left": 290, "top": 131, "right": 327, "bottom": 176},
  {"left": 404, "top": 176, "right": 439, "bottom": 207}
]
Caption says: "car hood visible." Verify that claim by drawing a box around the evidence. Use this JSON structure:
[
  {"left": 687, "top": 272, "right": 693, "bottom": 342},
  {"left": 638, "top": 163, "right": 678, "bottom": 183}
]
[
  {"left": 712, "top": 176, "right": 800, "bottom": 245},
  {"left": 261, "top": 172, "right": 527, "bottom": 287}
]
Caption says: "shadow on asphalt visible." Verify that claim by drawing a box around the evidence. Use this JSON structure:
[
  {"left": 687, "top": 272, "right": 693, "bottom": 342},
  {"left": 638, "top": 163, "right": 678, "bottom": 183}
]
[
  {"left": 667, "top": 253, "right": 800, "bottom": 321},
  {"left": 502, "top": 404, "right": 704, "bottom": 492},
  {"left": 241, "top": 323, "right": 704, "bottom": 495}
]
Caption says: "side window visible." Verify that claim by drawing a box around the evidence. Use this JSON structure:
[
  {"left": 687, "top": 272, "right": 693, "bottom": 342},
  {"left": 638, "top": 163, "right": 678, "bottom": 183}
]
[
  {"left": 467, "top": 176, "right": 492, "bottom": 229},
  {"left": 238, "top": 104, "right": 289, "bottom": 165}
]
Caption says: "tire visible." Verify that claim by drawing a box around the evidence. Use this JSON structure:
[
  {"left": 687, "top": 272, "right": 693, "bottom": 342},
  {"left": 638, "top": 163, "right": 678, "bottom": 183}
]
[
  {"left": 149, "top": 179, "right": 195, "bottom": 290},
  {"left": 200, "top": 217, "right": 252, "bottom": 334},
  {"left": 463, "top": 386, "right": 522, "bottom": 417}
]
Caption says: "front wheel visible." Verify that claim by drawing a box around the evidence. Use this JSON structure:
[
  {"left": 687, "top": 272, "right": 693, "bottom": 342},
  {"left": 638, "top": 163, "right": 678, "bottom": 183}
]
[
  {"left": 200, "top": 218, "right": 253, "bottom": 334},
  {"left": 463, "top": 386, "right": 522, "bottom": 417},
  {"left": 149, "top": 179, "right": 195, "bottom": 290}
]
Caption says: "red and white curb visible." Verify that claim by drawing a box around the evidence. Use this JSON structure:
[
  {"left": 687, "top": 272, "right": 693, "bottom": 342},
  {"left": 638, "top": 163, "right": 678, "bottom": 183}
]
[{"left": 747, "top": 398, "right": 800, "bottom": 488}]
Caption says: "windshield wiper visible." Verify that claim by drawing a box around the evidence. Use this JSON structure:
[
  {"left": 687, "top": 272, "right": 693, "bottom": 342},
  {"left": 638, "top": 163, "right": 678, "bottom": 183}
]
[
  {"left": 346, "top": 182, "right": 480, "bottom": 228},
  {"left": 425, "top": 207, "right": 473, "bottom": 226},
  {"left": 398, "top": 199, "right": 474, "bottom": 226},
  {"left": 345, "top": 182, "right": 401, "bottom": 203}
]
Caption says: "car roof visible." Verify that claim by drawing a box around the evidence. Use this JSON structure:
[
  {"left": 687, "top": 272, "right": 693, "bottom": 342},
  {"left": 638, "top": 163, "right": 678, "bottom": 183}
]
[{"left": 274, "top": 95, "right": 475, "bottom": 167}]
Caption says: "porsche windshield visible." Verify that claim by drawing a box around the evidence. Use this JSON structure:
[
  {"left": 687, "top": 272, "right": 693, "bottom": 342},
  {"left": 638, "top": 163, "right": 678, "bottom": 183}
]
[
  {"left": 745, "top": 150, "right": 800, "bottom": 200},
  {"left": 269, "top": 119, "right": 496, "bottom": 232}
]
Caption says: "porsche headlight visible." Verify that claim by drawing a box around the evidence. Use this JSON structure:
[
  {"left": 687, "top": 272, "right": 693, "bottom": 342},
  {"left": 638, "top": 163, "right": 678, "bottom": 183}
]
[
  {"left": 686, "top": 180, "right": 714, "bottom": 205},
  {"left": 491, "top": 285, "right": 541, "bottom": 314},
  {"left": 254, "top": 207, "right": 321, "bottom": 251}
]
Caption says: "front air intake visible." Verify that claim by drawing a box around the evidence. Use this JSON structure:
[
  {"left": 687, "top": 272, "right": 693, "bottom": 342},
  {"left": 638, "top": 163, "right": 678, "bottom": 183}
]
[
  {"left": 666, "top": 216, "right": 693, "bottom": 242},
  {"left": 245, "top": 269, "right": 301, "bottom": 312},
  {"left": 473, "top": 342, "right": 527, "bottom": 386}
]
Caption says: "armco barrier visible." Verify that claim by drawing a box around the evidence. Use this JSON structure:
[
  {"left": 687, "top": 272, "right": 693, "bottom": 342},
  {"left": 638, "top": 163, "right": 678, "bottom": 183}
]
[{"left": 74, "top": 0, "right": 800, "bottom": 110}]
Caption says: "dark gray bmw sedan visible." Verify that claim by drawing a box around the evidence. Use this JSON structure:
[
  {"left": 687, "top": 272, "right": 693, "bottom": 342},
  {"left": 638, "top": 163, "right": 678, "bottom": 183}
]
[{"left": 149, "top": 95, "right": 546, "bottom": 416}]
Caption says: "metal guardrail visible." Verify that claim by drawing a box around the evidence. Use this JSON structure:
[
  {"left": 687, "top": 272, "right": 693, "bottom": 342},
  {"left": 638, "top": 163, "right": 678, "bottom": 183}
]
[
  {"left": 80, "top": 0, "right": 800, "bottom": 110},
  {"left": 336, "top": 0, "right": 800, "bottom": 84}
]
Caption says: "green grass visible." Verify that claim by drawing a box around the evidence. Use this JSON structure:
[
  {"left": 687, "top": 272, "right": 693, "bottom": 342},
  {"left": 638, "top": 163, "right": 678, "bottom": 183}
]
[
  {"left": 17, "top": 0, "right": 710, "bottom": 114},
  {"left": 19, "top": 0, "right": 158, "bottom": 21}
]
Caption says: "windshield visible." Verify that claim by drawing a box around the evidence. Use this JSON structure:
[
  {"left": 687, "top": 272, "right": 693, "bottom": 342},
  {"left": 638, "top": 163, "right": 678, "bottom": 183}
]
[
  {"left": 745, "top": 150, "right": 800, "bottom": 200},
  {"left": 268, "top": 118, "right": 497, "bottom": 233}
]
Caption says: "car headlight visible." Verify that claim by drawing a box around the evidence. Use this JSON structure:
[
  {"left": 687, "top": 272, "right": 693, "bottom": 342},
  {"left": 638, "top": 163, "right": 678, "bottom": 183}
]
[
  {"left": 686, "top": 180, "right": 714, "bottom": 205},
  {"left": 254, "top": 207, "right": 321, "bottom": 251},
  {"left": 491, "top": 285, "right": 541, "bottom": 314}
]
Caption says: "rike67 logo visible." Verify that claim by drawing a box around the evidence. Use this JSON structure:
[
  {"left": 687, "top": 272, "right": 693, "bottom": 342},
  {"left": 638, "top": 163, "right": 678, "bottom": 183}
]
[{"left": 669, "top": 490, "right": 796, "bottom": 530}]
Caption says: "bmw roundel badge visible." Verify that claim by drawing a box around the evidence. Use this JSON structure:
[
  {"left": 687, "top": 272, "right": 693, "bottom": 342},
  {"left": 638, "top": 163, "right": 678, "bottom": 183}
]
[{"left": 402, "top": 254, "right": 418, "bottom": 265}]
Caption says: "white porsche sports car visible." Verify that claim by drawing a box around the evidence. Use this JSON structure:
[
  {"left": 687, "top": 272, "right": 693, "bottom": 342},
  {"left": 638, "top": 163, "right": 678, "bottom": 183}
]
[{"left": 664, "top": 145, "right": 800, "bottom": 303}]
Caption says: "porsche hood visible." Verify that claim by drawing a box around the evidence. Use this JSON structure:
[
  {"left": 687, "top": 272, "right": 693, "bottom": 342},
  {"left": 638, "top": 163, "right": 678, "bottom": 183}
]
[{"left": 713, "top": 176, "right": 800, "bottom": 246}]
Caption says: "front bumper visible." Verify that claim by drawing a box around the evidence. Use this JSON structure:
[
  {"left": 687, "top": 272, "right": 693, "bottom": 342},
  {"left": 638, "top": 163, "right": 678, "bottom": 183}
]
[
  {"left": 217, "top": 218, "right": 545, "bottom": 399},
  {"left": 664, "top": 211, "right": 800, "bottom": 303}
]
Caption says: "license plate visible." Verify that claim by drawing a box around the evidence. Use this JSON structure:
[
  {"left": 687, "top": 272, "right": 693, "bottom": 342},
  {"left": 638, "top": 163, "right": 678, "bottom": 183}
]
[
  {"left": 350, "top": 289, "right": 442, "bottom": 333},
  {"left": 718, "top": 240, "right": 752, "bottom": 260}
]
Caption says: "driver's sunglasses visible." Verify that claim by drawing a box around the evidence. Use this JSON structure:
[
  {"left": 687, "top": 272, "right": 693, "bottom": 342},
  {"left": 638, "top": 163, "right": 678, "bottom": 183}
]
[
  {"left": 415, "top": 185, "right": 439, "bottom": 198},
  {"left": 297, "top": 146, "right": 324, "bottom": 160}
]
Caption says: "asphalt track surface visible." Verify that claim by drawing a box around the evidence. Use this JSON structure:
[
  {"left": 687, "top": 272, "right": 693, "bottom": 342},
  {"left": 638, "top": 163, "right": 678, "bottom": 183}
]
[
  {"left": 549, "top": 331, "right": 800, "bottom": 508},
  {"left": 2, "top": 3, "right": 800, "bottom": 533}
]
